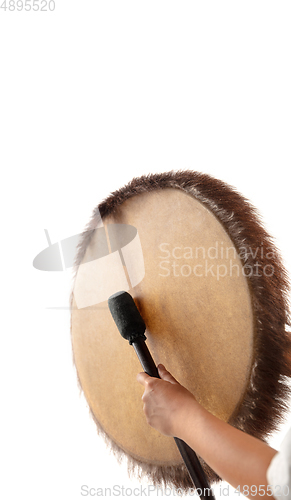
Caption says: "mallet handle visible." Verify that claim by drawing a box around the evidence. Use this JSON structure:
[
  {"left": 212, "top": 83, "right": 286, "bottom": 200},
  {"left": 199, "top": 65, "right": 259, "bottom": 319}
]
[{"left": 132, "top": 338, "right": 215, "bottom": 500}]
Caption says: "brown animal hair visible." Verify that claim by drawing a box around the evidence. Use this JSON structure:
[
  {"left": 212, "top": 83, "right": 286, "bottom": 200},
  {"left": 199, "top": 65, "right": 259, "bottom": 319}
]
[{"left": 70, "top": 170, "right": 291, "bottom": 491}]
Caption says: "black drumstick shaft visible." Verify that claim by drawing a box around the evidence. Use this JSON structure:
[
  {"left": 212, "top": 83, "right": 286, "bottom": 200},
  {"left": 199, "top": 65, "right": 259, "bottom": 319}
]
[{"left": 132, "top": 338, "right": 215, "bottom": 500}]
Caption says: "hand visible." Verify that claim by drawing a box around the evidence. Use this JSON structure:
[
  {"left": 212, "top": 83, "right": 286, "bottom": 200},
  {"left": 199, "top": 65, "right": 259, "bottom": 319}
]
[{"left": 136, "top": 364, "right": 197, "bottom": 438}]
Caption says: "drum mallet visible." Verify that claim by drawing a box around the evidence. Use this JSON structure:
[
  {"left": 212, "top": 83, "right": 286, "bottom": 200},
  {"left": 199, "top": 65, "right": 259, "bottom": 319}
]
[{"left": 108, "top": 291, "right": 215, "bottom": 500}]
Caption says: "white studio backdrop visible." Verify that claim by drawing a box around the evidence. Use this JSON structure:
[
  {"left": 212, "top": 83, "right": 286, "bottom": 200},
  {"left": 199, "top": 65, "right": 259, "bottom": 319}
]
[{"left": 1, "top": 1, "right": 291, "bottom": 499}]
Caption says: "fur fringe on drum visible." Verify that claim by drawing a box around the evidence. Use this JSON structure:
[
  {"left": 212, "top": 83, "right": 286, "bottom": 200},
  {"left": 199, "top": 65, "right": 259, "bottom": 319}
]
[{"left": 70, "top": 171, "right": 291, "bottom": 491}]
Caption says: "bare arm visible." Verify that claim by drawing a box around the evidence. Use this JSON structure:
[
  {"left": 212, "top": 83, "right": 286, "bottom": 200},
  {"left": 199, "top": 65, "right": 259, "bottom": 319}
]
[{"left": 137, "top": 364, "right": 277, "bottom": 499}]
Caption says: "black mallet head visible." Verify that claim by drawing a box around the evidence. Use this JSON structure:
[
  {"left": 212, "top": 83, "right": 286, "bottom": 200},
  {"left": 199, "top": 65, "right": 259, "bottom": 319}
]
[{"left": 108, "top": 291, "right": 146, "bottom": 345}]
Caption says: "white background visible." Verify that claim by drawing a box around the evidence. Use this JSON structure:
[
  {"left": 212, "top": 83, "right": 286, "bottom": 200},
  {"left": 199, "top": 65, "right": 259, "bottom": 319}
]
[{"left": 1, "top": 1, "right": 291, "bottom": 499}]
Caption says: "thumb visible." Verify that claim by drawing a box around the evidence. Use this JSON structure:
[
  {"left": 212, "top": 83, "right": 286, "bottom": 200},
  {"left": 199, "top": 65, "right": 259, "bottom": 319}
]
[
  {"left": 136, "top": 371, "right": 153, "bottom": 387},
  {"left": 157, "top": 364, "right": 179, "bottom": 385}
]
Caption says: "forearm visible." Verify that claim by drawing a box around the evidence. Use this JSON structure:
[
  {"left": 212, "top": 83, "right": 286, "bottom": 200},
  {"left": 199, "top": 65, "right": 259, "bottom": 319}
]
[
  {"left": 176, "top": 400, "right": 277, "bottom": 499},
  {"left": 137, "top": 365, "right": 278, "bottom": 499}
]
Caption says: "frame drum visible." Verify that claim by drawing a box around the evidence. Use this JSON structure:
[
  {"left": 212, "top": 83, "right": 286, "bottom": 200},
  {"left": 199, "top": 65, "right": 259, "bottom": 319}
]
[{"left": 70, "top": 171, "right": 291, "bottom": 490}]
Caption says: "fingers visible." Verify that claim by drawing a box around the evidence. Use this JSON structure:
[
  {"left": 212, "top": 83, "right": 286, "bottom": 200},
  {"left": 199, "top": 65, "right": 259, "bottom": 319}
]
[
  {"left": 136, "top": 365, "right": 178, "bottom": 386},
  {"left": 157, "top": 364, "right": 178, "bottom": 385}
]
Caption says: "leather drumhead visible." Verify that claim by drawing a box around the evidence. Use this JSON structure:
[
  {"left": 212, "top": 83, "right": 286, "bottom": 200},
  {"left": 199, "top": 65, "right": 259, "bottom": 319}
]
[{"left": 71, "top": 188, "right": 254, "bottom": 464}]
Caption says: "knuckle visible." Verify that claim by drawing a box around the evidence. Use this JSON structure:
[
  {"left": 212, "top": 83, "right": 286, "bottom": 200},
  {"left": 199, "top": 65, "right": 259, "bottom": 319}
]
[{"left": 147, "top": 378, "right": 157, "bottom": 390}]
